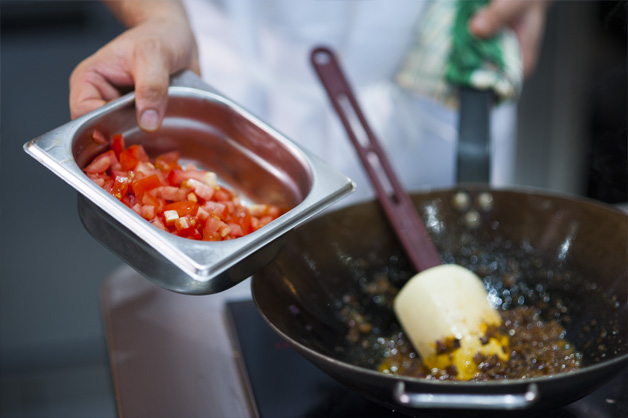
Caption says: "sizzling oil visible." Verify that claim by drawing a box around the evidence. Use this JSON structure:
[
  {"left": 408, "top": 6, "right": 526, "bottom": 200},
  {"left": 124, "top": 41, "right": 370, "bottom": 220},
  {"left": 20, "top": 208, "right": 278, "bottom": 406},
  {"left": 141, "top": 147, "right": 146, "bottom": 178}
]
[{"left": 337, "top": 236, "right": 587, "bottom": 381}]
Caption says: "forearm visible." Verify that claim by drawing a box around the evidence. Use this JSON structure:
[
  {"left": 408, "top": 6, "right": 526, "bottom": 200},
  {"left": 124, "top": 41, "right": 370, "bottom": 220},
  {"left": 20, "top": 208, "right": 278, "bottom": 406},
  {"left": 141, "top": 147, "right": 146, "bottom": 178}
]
[{"left": 103, "top": 0, "right": 189, "bottom": 28}]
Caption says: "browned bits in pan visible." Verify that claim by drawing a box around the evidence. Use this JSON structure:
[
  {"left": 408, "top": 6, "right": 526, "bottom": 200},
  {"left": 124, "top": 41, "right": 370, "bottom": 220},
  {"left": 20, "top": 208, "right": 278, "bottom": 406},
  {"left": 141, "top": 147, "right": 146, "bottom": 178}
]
[{"left": 374, "top": 305, "right": 582, "bottom": 381}]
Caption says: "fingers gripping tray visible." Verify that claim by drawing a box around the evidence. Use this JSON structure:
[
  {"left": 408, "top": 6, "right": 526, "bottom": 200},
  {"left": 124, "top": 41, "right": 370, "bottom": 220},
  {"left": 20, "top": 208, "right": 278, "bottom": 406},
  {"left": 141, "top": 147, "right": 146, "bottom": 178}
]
[{"left": 24, "top": 71, "right": 354, "bottom": 295}]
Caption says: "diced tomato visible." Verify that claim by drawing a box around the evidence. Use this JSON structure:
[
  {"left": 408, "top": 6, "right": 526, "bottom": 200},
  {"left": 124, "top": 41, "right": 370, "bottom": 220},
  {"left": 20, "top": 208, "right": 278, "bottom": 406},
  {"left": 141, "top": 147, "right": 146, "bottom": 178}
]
[
  {"left": 224, "top": 201, "right": 235, "bottom": 216},
  {"left": 111, "top": 169, "right": 128, "bottom": 179},
  {"left": 174, "top": 226, "right": 202, "bottom": 240},
  {"left": 151, "top": 217, "right": 168, "bottom": 232},
  {"left": 119, "top": 192, "right": 135, "bottom": 208},
  {"left": 257, "top": 216, "right": 274, "bottom": 229},
  {"left": 203, "top": 201, "right": 227, "bottom": 218},
  {"left": 164, "top": 201, "right": 199, "bottom": 217},
  {"left": 168, "top": 168, "right": 217, "bottom": 187},
  {"left": 111, "top": 176, "right": 130, "bottom": 200},
  {"left": 196, "top": 206, "right": 210, "bottom": 221},
  {"left": 227, "top": 223, "right": 245, "bottom": 238},
  {"left": 142, "top": 192, "right": 166, "bottom": 213},
  {"left": 85, "top": 151, "right": 113, "bottom": 173},
  {"left": 127, "top": 144, "right": 149, "bottom": 163},
  {"left": 134, "top": 161, "right": 160, "bottom": 179},
  {"left": 119, "top": 148, "right": 139, "bottom": 171},
  {"left": 84, "top": 132, "right": 283, "bottom": 241},
  {"left": 92, "top": 129, "right": 108, "bottom": 145},
  {"left": 230, "top": 206, "right": 252, "bottom": 235},
  {"left": 111, "top": 133, "right": 125, "bottom": 158},
  {"left": 103, "top": 150, "right": 119, "bottom": 166},
  {"left": 131, "top": 174, "right": 162, "bottom": 198},
  {"left": 164, "top": 209, "right": 180, "bottom": 226},
  {"left": 103, "top": 178, "right": 115, "bottom": 193},
  {"left": 131, "top": 203, "right": 142, "bottom": 215},
  {"left": 86, "top": 172, "right": 109, "bottom": 187},
  {"left": 140, "top": 205, "right": 156, "bottom": 220},
  {"left": 152, "top": 186, "right": 186, "bottom": 202},
  {"left": 249, "top": 204, "right": 265, "bottom": 217},
  {"left": 203, "top": 216, "right": 229, "bottom": 241},
  {"left": 155, "top": 151, "right": 181, "bottom": 172},
  {"left": 249, "top": 204, "right": 281, "bottom": 219},
  {"left": 173, "top": 214, "right": 198, "bottom": 231},
  {"left": 213, "top": 186, "right": 233, "bottom": 202},
  {"left": 174, "top": 215, "right": 190, "bottom": 230},
  {"left": 184, "top": 178, "right": 214, "bottom": 201}
]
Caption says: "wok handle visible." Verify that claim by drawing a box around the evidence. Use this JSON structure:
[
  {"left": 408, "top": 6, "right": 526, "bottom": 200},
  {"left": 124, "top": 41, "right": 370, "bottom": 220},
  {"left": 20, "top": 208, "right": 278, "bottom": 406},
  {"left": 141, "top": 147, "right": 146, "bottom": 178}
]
[
  {"left": 311, "top": 46, "right": 441, "bottom": 272},
  {"left": 393, "top": 381, "right": 540, "bottom": 410}
]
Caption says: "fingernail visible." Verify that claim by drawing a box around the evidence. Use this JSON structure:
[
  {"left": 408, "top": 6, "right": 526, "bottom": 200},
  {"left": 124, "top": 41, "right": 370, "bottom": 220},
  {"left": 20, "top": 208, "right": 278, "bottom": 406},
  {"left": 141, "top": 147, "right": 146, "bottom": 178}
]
[
  {"left": 470, "top": 12, "right": 490, "bottom": 36},
  {"left": 140, "top": 109, "right": 159, "bottom": 131}
]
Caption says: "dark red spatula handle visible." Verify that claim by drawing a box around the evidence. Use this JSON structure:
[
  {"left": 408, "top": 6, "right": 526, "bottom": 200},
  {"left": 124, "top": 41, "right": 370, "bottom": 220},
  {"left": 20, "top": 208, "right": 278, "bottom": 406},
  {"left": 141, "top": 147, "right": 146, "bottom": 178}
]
[{"left": 311, "top": 46, "right": 441, "bottom": 272}]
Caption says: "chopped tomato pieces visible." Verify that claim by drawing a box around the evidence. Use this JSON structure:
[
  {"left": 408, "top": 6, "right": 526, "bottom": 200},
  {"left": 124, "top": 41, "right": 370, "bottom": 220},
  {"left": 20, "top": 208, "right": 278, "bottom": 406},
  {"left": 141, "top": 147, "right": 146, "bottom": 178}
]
[
  {"left": 230, "top": 206, "right": 252, "bottom": 235},
  {"left": 92, "top": 129, "right": 108, "bottom": 145},
  {"left": 112, "top": 176, "right": 130, "bottom": 199},
  {"left": 141, "top": 192, "right": 165, "bottom": 213},
  {"left": 184, "top": 178, "right": 214, "bottom": 200},
  {"left": 155, "top": 151, "right": 181, "bottom": 172},
  {"left": 140, "top": 205, "right": 156, "bottom": 220},
  {"left": 111, "top": 133, "right": 125, "bottom": 158},
  {"left": 168, "top": 168, "right": 217, "bottom": 187},
  {"left": 127, "top": 144, "right": 150, "bottom": 163},
  {"left": 164, "top": 201, "right": 199, "bottom": 217},
  {"left": 119, "top": 148, "right": 139, "bottom": 171},
  {"left": 131, "top": 174, "right": 163, "bottom": 198},
  {"left": 164, "top": 209, "right": 180, "bottom": 226},
  {"left": 213, "top": 186, "right": 233, "bottom": 202},
  {"left": 82, "top": 133, "right": 284, "bottom": 240},
  {"left": 84, "top": 150, "right": 117, "bottom": 173}
]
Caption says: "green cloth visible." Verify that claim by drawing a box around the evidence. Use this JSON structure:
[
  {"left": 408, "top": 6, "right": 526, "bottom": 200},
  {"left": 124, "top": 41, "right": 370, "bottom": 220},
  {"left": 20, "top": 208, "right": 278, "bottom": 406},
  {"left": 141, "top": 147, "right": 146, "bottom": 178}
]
[
  {"left": 445, "top": 0, "right": 504, "bottom": 86},
  {"left": 396, "top": 0, "right": 522, "bottom": 108}
]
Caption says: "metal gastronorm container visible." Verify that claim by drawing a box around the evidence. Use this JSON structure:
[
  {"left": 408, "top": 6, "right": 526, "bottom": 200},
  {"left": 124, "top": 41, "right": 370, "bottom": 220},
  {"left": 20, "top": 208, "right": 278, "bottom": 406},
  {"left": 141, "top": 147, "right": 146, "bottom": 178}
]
[{"left": 24, "top": 71, "right": 354, "bottom": 295}]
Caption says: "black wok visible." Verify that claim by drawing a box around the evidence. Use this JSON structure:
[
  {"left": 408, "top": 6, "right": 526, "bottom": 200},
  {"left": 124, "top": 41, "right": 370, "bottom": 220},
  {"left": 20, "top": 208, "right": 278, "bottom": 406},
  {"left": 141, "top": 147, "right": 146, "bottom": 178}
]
[{"left": 251, "top": 187, "right": 627, "bottom": 414}]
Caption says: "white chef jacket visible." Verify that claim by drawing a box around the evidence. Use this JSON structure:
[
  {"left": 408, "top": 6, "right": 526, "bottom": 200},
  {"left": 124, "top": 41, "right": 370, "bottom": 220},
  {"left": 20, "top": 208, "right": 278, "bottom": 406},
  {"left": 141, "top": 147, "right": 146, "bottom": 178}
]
[{"left": 182, "top": 0, "right": 517, "bottom": 206}]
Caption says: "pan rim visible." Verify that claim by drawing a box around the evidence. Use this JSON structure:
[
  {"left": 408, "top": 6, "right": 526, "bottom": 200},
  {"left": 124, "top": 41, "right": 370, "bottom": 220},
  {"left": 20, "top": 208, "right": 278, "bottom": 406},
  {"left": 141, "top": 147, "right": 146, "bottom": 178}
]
[{"left": 251, "top": 186, "right": 627, "bottom": 388}]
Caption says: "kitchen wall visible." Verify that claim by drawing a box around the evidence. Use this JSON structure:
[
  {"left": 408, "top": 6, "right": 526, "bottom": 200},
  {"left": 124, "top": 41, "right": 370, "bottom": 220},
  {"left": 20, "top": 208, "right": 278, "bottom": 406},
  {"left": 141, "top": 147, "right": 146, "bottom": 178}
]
[
  {"left": 1, "top": 1, "right": 625, "bottom": 417},
  {"left": 516, "top": 1, "right": 626, "bottom": 201},
  {"left": 1, "top": 2, "right": 124, "bottom": 416}
]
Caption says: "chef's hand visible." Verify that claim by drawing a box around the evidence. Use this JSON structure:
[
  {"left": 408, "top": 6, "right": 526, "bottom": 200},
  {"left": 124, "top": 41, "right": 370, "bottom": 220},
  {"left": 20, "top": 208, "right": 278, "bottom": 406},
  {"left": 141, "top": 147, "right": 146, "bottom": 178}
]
[
  {"left": 69, "top": 0, "right": 199, "bottom": 131},
  {"left": 469, "top": 0, "right": 550, "bottom": 78}
]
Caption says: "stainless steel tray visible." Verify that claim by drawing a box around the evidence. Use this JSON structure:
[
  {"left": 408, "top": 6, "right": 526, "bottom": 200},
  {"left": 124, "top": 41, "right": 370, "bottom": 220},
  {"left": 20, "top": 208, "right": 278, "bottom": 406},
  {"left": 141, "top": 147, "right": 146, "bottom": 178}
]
[{"left": 24, "top": 71, "right": 354, "bottom": 295}]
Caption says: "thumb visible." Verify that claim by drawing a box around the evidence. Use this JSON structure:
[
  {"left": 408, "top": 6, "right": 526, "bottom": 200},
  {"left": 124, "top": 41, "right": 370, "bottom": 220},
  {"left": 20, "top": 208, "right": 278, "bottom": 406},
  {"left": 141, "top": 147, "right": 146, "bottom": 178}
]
[{"left": 132, "top": 40, "right": 171, "bottom": 132}]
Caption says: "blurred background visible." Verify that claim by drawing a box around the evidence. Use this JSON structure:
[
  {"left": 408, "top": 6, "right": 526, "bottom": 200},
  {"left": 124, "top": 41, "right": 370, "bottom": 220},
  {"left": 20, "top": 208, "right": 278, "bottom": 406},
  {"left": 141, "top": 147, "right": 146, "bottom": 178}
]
[{"left": 1, "top": 1, "right": 625, "bottom": 417}]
